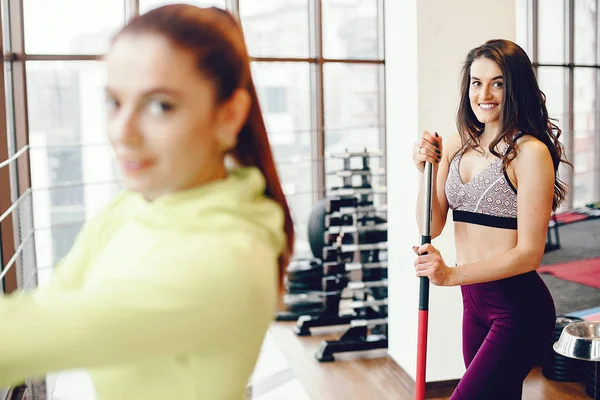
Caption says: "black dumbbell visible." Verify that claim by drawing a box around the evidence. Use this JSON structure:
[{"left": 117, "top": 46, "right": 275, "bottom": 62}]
[
  {"left": 326, "top": 214, "right": 354, "bottom": 227},
  {"left": 322, "top": 276, "right": 349, "bottom": 292},
  {"left": 326, "top": 197, "right": 358, "bottom": 213}
]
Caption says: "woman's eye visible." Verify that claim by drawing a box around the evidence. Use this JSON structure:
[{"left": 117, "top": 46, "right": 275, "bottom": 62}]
[
  {"left": 105, "top": 97, "right": 119, "bottom": 111},
  {"left": 493, "top": 81, "right": 503, "bottom": 88},
  {"left": 148, "top": 100, "right": 174, "bottom": 115},
  {"left": 472, "top": 81, "right": 480, "bottom": 87}
]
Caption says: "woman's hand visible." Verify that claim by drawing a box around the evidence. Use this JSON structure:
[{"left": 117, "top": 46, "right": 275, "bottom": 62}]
[
  {"left": 413, "top": 131, "right": 443, "bottom": 173},
  {"left": 413, "top": 244, "right": 455, "bottom": 286}
]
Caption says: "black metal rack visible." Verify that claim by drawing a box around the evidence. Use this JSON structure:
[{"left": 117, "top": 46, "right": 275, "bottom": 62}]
[{"left": 293, "top": 150, "right": 389, "bottom": 362}]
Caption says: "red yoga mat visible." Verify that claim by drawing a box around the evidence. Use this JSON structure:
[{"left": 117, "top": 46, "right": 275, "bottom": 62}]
[
  {"left": 554, "top": 211, "right": 589, "bottom": 225},
  {"left": 537, "top": 257, "right": 600, "bottom": 289}
]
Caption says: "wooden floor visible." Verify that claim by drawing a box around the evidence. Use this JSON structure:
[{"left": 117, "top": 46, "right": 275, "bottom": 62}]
[{"left": 269, "top": 321, "right": 591, "bottom": 400}]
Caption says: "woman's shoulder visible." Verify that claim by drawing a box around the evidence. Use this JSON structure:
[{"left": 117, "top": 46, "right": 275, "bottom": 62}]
[
  {"left": 513, "top": 133, "right": 549, "bottom": 154},
  {"left": 445, "top": 132, "right": 463, "bottom": 160},
  {"left": 446, "top": 132, "right": 462, "bottom": 146},
  {"left": 510, "top": 133, "right": 553, "bottom": 170}
]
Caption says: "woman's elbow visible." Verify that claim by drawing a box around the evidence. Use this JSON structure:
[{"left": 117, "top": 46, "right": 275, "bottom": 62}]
[
  {"left": 518, "top": 246, "right": 544, "bottom": 271},
  {"left": 430, "top": 225, "right": 444, "bottom": 240},
  {"left": 430, "top": 216, "right": 447, "bottom": 239}
]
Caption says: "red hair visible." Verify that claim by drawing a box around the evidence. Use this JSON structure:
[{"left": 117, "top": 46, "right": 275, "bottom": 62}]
[{"left": 115, "top": 5, "right": 294, "bottom": 289}]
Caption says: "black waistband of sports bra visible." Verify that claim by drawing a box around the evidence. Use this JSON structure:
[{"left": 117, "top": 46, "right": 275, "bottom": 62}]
[{"left": 453, "top": 210, "right": 517, "bottom": 230}]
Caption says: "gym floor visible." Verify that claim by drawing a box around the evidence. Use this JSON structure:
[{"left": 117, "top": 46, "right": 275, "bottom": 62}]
[
  {"left": 540, "top": 217, "right": 600, "bottom": 315},
  {"left": 253, "top": 219, "right": 600, "bottom": 399},
  {"left": 249, "top": 322, "right": 591, "bottom": 400}
]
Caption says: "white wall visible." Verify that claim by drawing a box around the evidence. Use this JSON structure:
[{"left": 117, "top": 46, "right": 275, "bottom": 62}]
[{"left": 385, "top": 0, "right": 516, "bottom": 382}]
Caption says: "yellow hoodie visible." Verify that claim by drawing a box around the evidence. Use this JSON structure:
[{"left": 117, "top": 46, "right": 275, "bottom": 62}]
[{"left": 0, "top": 167, "right": 285, "bottom": 400}]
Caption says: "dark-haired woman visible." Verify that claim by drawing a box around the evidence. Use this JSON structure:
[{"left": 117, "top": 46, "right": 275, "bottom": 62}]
[
  {"left": 412, "top": 39, "right": 568, "bottom": 399},
  {"left": 0, "top": 5, "right": 293, "bottom": 400}
]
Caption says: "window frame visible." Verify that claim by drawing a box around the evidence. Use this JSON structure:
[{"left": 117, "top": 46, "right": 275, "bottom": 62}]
[{"left": 529, "top": 0, "right": 600, "bottom": 208}]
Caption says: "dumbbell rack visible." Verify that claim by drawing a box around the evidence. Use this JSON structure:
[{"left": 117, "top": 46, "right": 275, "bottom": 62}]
[{"left": 293, "top": 150, "right": 389, "bottom": 362}]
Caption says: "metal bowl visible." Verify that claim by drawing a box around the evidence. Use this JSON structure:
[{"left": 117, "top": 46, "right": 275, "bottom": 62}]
[{"left": 553, "top": 321, "right": 600, "bottom": 362}]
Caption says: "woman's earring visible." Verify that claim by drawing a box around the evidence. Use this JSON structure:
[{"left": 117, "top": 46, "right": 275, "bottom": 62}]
[{"left": 224, "top": 153, "right": 239, "bottom": 170}]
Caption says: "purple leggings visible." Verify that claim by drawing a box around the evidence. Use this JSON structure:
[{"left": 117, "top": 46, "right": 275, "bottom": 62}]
[{"left": 450, "top": 271, "right": 556, "bottom": 400}]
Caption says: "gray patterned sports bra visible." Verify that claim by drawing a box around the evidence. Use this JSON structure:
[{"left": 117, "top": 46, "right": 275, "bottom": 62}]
[{"left": 445, "top": 135, "right": 522, "bottom": 230}]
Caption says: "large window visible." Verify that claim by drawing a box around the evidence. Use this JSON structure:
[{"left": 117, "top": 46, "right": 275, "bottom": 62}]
[
  {"left": 532, "top": 0, "right": 599, "bottom": 208},
  {"left": 1, "top": 0, "right": 385, "bottom": 286}
]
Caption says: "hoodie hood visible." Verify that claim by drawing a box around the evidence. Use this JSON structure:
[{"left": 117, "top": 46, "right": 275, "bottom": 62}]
[{"left": 123, "top": 166, "right": 286, "bottom": 254}]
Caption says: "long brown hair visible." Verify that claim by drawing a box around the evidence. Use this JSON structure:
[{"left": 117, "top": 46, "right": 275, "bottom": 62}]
[
  {"left": 456, "top": 39, "right": 570, "bottom": 210},
  {"left": 114, "top": 5, "right": 294, "bottom": 288}
]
